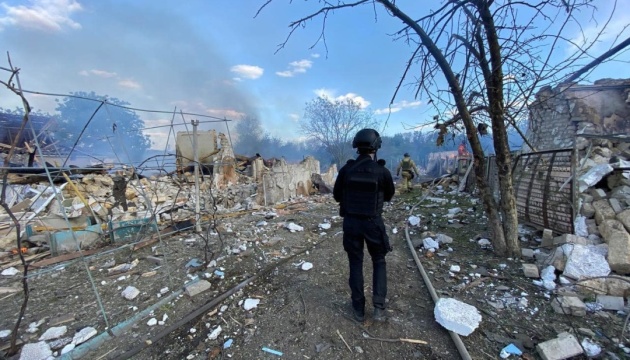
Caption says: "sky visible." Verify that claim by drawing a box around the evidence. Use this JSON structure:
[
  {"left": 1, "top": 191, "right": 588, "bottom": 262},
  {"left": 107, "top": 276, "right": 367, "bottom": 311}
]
[{"left": 0, "top": 0, "right": 629, "bottom": 151}]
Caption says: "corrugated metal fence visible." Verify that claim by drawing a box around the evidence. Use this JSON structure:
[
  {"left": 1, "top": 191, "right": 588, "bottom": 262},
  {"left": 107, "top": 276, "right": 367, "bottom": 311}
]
[{"left": 465, "top": 149, "right": 575, "bottom": 234}]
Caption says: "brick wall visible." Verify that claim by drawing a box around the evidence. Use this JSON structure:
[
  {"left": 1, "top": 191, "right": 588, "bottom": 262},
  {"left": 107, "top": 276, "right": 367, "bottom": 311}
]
[{"left": 526, "top": 79, "right": 630, "bottom": 151}]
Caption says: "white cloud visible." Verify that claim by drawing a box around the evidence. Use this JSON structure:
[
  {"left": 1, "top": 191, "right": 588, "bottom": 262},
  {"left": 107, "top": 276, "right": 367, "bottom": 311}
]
[
  {"left": 313, "top": 88, "right": 371, "bottom": 109},
  {"left": 0, "top": 0, "right": 82, "bottom": 32},
  {"left": 288, "top": 113, "right": 300, "bottom": 122},
  {"left": 79, "top": 69, "right": 118, "bottom": 78},
  {"left": 118, "top": 79, "right": 141, "bottom": 89},
  {"left": 206, "top": 108, "right": 245, "bottom": 119},
  {"left": 335, "top": 93, "right": 370, "bottom": 109},
  {"left": 230, "top": 64, "right": 264, "bottom": 80},
  {"left": 374, "top": 100, "right": 421, "bottom": 115},
  {"left": 275, "top": 59, "right": 313, "bottom": 77},
  {"left": 311, "top": 53, "right": 320, "bottom": 58}
]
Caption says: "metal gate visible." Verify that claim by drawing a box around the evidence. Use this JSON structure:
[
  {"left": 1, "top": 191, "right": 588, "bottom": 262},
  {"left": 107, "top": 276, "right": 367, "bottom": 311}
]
[{"left": 511, "top": 149, "right": 574, "bottom": 234}]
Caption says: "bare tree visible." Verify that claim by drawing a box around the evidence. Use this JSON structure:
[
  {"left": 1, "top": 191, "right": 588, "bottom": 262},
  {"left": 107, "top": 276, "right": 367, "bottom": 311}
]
[
  {"left": 0, "top": 54, "right": 32, "bottom": 355},
  {"left": 301, "top": 96, "right": 378, "bottom": 166},
  {"left": 259, "top": 0, "right": 622, "bottom": 257}
]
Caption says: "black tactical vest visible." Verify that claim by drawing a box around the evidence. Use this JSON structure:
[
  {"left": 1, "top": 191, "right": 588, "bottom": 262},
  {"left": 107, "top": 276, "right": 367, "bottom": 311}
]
[{"left": 342, "top": 158, "right": 385, "bottom": 217}]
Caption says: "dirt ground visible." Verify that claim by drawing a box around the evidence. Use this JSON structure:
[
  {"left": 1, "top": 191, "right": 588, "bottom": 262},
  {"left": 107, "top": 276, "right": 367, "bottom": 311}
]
[{"left": 1, "top": 183, "right": 628, "bottom": 359}]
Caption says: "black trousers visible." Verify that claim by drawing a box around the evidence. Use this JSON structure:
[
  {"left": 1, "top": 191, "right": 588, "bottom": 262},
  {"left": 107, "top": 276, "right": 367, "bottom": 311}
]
[{"left": 342, "top": 216, "right": 389, "bottom": 315}]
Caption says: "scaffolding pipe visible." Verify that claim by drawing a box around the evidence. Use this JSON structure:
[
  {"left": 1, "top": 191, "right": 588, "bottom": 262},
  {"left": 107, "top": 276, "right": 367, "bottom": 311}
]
[{"left": 192, "top": 119, "right": 201, "bottom": 233}]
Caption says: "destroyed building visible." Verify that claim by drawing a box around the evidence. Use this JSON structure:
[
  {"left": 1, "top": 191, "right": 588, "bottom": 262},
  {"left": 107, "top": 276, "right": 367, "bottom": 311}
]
[{"left": 511, "top": 79, "right": 630, "bottom": 298}]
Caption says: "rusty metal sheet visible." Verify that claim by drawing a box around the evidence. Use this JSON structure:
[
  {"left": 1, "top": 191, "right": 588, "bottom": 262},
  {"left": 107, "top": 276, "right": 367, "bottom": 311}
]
[{"left": 512, "top": 149, "right": 574, "bottom": 234}]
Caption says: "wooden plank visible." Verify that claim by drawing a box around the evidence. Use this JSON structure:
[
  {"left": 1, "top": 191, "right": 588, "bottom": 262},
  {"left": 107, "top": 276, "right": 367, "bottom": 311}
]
[{"left": 29, "top": 249, "right": 99, "bottom": 268}]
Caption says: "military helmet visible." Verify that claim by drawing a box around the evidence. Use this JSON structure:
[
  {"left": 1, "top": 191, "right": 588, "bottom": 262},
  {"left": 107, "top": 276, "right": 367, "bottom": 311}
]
[
  {"left": 352, "top": 128, "right": 382, "bottom": 150},
  {"left": 404, "top": 152, "right": 410, "bottom": 157}
]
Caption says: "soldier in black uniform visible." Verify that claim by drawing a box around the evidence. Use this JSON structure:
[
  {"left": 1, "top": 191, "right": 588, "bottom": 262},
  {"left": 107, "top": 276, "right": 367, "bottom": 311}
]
[{"left": 333, "top": 128, "right": 395, "bottom": 322}]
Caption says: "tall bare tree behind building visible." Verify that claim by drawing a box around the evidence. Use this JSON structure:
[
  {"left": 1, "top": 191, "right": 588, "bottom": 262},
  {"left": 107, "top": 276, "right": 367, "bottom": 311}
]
[
  {"left": 259, "top": 0, "right": 622, "bottom": 257},
  {"left": 301, "top": 96, "right": 378, "bottom": 166}
]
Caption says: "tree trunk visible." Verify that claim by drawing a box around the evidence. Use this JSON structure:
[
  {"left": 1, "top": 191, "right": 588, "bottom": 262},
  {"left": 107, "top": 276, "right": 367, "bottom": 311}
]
[
  {"left": 476, "top": 0, "right": 520, "bottom": 257},
  {"left": 377, "top": 0, "right": 511, "bottom": 255}
]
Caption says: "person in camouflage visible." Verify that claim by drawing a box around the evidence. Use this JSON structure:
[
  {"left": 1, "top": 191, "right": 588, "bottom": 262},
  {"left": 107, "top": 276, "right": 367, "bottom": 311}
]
[{"left": 396, "top": 153, "right": 420, "bottom": 192}]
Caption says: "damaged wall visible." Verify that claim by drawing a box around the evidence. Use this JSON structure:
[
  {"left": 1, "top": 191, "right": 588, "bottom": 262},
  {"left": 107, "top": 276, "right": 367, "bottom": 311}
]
[
  {"left": 526, "top": 79, "right": 630, "bottom": 151},
  {"left": 255, "top": 156, "right": 322, "bottom": 205}
]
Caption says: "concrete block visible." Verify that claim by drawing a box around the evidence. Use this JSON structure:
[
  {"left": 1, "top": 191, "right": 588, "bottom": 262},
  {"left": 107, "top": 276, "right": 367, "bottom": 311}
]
[
  {"left": 185, "top": 279, "right": 212, "bottom": 297},
  {"left": 611, "top": 185, "right": 630, "bottom": 200},
  {"left": 609, "top": 198, "right": 624, "bottom": 214},
  {"left": 590, "top": 188, "right": 607, "bottom": 201},
  {"left": 522, "top": 263, "right": 539, "bottom": 278},
  {"left": 580, "top": 193, "right": 594, "bottom": 204},
  {"left": 607, "top": 276, "right": 630, "bottom": 296},
  {"left": 581, "top": 203, "right": 595, "bottom": 218},
  {"left": 598, "top": 219, "right": 630, "bottom": 274},
  {"left": 576, "top": 278, "right": 607, "bottom": 296},
  {"left": 19, "top": 341, "right": 52, "bottom": 360},
  {"left": 618, "top": 209, "right": 630, "bottom": 232},
  {"left": 434, "top": 298, "right": 481, "bottom": 336},
  {"left": 542, "top": 229, "right": 554, "bottom": 247},
  {"left": 596, "top": 295, "right": 625, "bottom": 311},
  {"left": 521, "top": 248, "right": 535, "bottom": 258},
  {"left": 551, "top": 296, "right": 586, "bottom": 317},
  {"left": 553, "top": 234, "right": 593, "bottom": 246},
  {"left": 593, "top": 199, "right": 617, "bottom": 225},
  {"left": 536, "top": 332, "right": 583, "bottom": 360},
  {"left": 563, "top": 244, "right": 610, "bottom": 280}
]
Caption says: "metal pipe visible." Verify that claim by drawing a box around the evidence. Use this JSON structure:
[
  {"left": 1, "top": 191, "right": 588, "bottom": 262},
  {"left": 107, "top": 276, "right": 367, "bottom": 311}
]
[
  {"left": 59, "top": 289, "right": 183, "bottom": 360},
  {"left": 403, "top": 184, "right": 472, "bottom": 360},
  {"left": 192, "top": 119, "right": 201, "bottom": 233}
]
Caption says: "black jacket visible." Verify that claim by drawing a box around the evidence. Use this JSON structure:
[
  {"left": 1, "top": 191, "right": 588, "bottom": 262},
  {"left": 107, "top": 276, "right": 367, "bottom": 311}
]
[{"left": 333, "top": 154, "right": 395, "bottom": 217}]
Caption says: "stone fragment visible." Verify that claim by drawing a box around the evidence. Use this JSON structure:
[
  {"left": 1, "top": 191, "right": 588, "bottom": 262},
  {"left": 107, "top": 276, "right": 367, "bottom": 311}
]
[
  {"left": 596, "top": 295, "right": 625, "bottom": 311},
  {"left": 541, "top": 229, "right": 554, "bottom": 248},
  {"left": 0, "top": 329, "right": 10, "bottom": 338},
  {"left": 521, "top": 248, "right": 535, "bottom": 258},
  {"left": 618, "top": 209, "right": 630, "bottom": 232},
  {"left": 208, "top": 325, "right": 222, "bottom": 340},
  {"left": 609, "top": 198, "right": 624, "bottom": 214},
  {"left": 598, "top": 220, "right": 630, "bottom": 274},
  {"left": 536, "top": 332, "right": 583, "bottom": 360},
  {"left": 48, "top": 337, "right": 72, "bottom": 351},
  {"left": 243, "top": 298, "right": 260, "bottom": 311},
  {"left": 593, "top": 199, "right": 617, "bottom": 225},
  {"left": 1, "top": 267, "right": 19, "bottom": 276},
  {"left": 435, "top": 234, "right": 453, "bottom": 244},
  {"left": 581, "top": 203, "right": 596, "bottom": 218},
  {"left": 434, "top": 298, "right": 482, "bottom": 336},
  {"left": 19, "top": 341, "right": 52, "bottom": 360},
  {"left": 38, "top": 326, "right": 67, "bottom": 341},
  {"left": 576, "top": 278, "right": 607, "bottom": 296},
  {"left": 562, "top": 244, "right": 610, "bottom": 280},
  {"left": 551, "top": 296, "right": 586, "bottom": 317},
  {"left": 522, "top": 264, "right": 539, "bottom": 278},
  {"left": 606, "top": 276, "right": 630, "bottom": 296},
  {"left": 72, "top": 327, "right": 97, "bottom": 345},
  {"left": 184, "top": 280, "right": 212, "bottom": 297},
  {"left": 301, "top": 262, "right": 313, "bottom": 271},
  {"left": 121, "top": 286, "right": 140, "bottom": 300},
  {"left": 61, "top": 343, "right": 75, "bottom": 355},
  {"left": 590, "top": 188, "right": 607, "bottom": 201},
  {"left": 553, "top": 234, "right": 592, "bottom": 246},
  {"left": 147, "top": 318, "right": 157, "bottom": 326},
  {"left": 423, "top": 238, "right": 439, "bottom": 250},
  {"left": 611, "top": 185, "right": 630, "bottom": 200}
]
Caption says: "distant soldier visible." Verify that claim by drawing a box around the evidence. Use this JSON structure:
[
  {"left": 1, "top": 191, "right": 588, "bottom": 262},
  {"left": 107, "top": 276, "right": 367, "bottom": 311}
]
[{"left": 396, "top": 153, "right": 420, "bottom": 192}]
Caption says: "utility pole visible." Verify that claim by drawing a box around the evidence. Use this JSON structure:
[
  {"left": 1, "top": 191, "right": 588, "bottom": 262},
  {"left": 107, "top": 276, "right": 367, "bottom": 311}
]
[{"left": 192, "top": 119, "right": 202, "bottom": 233}]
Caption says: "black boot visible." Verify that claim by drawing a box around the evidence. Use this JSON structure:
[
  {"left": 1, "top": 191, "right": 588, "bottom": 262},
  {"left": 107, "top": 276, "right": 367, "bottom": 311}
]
[
  {"left": 373, "top": 307, "right": 387, "bottom": 322},
  {"left": 353, "top": 307, "right": 365, "bottom": 322}
]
